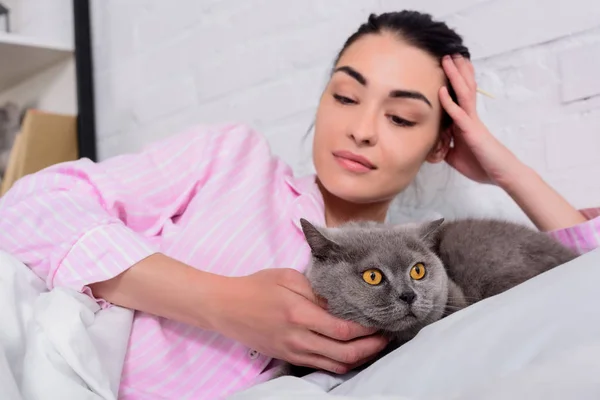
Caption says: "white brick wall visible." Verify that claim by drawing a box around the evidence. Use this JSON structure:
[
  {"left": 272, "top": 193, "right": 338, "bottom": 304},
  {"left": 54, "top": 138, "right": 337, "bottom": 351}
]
[
  {"left": 91, "top": 0, "right": 600, "bottom": 223},
  {"left": 2, "top": 0, "right": 73, "bottom": 46}
]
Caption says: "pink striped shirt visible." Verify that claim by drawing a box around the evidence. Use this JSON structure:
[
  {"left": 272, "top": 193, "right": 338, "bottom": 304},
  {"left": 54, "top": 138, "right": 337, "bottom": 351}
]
[{"left": 0, "top": 123, "right": 598, "bottom": 399}]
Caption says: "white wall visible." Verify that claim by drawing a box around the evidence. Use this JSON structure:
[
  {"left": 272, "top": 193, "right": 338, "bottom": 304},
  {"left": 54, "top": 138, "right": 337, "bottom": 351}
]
[
  {"left": 2, "top": 0, "right": 73, "bottom": 46},
  {"left": 0, "top": 0, "right": 76, "bottom": 114},
  {"left": 90, "top": 0, "right": 600, "bottom": 222}
]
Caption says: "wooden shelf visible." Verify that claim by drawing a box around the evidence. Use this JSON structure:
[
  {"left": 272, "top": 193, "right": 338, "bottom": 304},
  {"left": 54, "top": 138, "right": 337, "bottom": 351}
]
[{"left": 0, "top": 33, "right": 73, "bottom": 92}]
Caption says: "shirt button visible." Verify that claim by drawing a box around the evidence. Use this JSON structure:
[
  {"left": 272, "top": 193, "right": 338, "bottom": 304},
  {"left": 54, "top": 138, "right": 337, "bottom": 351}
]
[{"left": 248, "top": 349, "right": 260, "bottom": 360}]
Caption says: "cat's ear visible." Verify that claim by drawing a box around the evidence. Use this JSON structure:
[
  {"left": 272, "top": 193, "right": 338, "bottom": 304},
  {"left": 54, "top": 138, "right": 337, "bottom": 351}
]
[
  {"left": 300, "top": 218, "right": 341, "bottom": 260},
  {"left": 417, "top": 218, "right": 444, "bottom": 248}
]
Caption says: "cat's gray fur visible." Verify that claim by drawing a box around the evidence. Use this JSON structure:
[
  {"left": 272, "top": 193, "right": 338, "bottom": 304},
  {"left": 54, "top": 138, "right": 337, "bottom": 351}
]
[
  {"left": 432, "top": 218, "right": 577, "bottom": 305},
  {"left": 301, "top": 218, "right": 453, "bottom": 344},
  {"left": 283, "top": 217, "right": 577, "bottom": 376}
]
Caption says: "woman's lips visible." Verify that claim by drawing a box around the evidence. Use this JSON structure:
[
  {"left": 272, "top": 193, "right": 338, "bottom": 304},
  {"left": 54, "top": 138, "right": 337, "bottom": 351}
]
[{"left": 332, "top": 150, "right": 376, "bottom": 174}]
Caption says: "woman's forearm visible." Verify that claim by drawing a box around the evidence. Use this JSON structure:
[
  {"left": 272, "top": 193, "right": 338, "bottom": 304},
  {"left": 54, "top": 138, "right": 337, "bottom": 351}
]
[
  {"left": 500, "top": 163, "right": 586, "bottom": 231},
  {"left": 89, "top": 253, "right": 230, "bottom": 330}
]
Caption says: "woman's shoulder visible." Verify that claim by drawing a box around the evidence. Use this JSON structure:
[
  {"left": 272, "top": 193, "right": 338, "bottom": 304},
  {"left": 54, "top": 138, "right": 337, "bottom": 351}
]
[
  {"left": 172, "top": 122, "right": 272, "bottom": 151},
  {"left": 201, "top": 122, "right": 286, "bottom": 165},
  {"left": 170, "top": 121, "right": 297, "bottom": 179},
  {"left": 138, "top": 121, "right": 280, "bottom": 169}
]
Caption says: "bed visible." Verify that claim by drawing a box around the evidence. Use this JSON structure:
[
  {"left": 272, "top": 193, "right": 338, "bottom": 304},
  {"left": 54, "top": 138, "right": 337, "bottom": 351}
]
[
  {"left": 2, "top": 210, "right": 600, "bottom": 399},
  {"left": 232, "top": 245, "right": 600, "bottom": 400}
]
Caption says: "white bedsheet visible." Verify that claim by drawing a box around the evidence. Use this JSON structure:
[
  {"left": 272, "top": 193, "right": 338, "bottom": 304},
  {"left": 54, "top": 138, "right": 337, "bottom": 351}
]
[{"left": 0, "top": 250, "right": 133, "bottom": 400}]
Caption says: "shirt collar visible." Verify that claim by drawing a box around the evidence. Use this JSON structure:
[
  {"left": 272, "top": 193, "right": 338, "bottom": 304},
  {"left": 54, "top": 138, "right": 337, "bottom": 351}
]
[{"left": 284, "top": 174, "right": 326, "bottom": 231}]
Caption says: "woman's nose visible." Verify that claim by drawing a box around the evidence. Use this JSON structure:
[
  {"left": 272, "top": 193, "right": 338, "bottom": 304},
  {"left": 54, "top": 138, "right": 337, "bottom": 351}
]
[{"left": 348, "top": 111, "right": 378, "bottom": 147}]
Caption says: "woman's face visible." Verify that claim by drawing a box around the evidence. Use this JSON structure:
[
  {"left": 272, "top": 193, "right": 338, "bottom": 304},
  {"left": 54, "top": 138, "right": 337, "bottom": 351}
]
[{"left": 313, "top": 32, "right": 450, "bottom": 204}]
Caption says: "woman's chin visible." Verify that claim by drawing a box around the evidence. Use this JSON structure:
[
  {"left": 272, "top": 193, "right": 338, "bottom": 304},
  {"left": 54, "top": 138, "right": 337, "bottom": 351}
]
[{"left": 322, "top": 181, "right": 396, "bottom": 205}]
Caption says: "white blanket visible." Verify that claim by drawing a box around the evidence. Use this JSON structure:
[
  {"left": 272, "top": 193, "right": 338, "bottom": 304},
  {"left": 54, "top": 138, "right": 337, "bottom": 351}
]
[
  {"left": 3, "top": 248, "right": 600, "bottom": 400},
  {"left": 0, "top": 251, "right": 133, "bottom": 400}
]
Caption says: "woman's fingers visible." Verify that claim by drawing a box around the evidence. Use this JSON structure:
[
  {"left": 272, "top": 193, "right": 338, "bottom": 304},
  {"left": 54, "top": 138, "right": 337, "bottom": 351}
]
[
  {"left": 442, "top": 56, "right": 476, "bottom": 115},
  {"left": 290, "top": 353, "right": 353, "bottom": 375},
  {"left": 453, "top": 55, "right": 477, "bottom": 92},
  {"left": 439, "top": 86, "right": 472, "bottom": 131},
  {"left": 466, "top": 59, "right": 477, "bottom": 90},
  {"left": 290, "top": 332, "right": 388, "bottom": 374},
  {"left": 294, "top": 298, "right": 377, "bottom": 341},
  {"left": 304, "top": 330, "right": 389, "bottom": 365},
  {"left": 293, "top": 350, "right": 382, "bottom": 375}
]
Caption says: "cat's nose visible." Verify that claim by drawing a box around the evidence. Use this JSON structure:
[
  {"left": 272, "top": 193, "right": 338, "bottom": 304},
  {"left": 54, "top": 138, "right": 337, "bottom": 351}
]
[{"left": 399, "top": 291, "right": 416, "bottom": 305}]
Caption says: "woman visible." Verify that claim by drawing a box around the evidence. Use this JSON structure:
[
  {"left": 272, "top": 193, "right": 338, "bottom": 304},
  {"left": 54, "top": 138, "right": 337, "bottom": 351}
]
[{"left": 0, "top": 10, "right": 597, "bottom": 400}]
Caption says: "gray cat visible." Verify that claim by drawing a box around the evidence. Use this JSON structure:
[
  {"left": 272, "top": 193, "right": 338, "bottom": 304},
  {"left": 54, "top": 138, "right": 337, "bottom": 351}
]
[{"left": 286, "top": 217, "right": 577, "bottom": 376}]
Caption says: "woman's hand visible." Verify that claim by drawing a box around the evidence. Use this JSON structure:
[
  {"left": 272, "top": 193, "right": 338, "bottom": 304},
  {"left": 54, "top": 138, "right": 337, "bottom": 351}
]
[
  {"left": 437, "top": 54, "right": 586, "bottom": 231},
  {"left": 92, "top": 254, "right": 388, "bottom": 374},
  {"left": 438, "top": 54, "right": 524, "bottom": 187},
  {"left": 210, "top": 268, "right": 389, "bottom": 374}
]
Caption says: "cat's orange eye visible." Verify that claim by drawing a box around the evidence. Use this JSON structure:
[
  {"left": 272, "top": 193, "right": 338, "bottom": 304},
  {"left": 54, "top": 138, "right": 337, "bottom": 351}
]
[
  {"left": 410, "top": 263, "right": 426, "bottom": 280},
  {"left": 362, "top": 269, "right": 383, "bottom": 285}
]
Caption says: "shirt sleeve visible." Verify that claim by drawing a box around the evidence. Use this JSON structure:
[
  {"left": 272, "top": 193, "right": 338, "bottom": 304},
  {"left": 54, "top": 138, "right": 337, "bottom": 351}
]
[
  {"left": 547, "top": 216, "right": 600, "bottom": 255},
  {"left": 0, "top": 122, "right": 264, "bottom": 306}
]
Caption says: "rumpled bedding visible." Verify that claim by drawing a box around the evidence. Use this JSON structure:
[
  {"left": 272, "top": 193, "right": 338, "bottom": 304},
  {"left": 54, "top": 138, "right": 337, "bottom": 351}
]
[
  {"left": 3, "top": 247, "right": 600, "bottom": 400},
  {"left": 0, "top": 250, "right": 133, "bottom": 400}
]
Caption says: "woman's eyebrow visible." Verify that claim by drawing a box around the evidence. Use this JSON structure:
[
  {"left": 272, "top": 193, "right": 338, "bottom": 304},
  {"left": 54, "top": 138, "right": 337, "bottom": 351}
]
[
  {"left": 389, "top": 89, "right": 432, "bottom": 108},
  {"left": 334, "top": 65, "right": 367, "bottom": 85},
  {"left": 333, "top": 65, "right": 432, "bottom": 108}
]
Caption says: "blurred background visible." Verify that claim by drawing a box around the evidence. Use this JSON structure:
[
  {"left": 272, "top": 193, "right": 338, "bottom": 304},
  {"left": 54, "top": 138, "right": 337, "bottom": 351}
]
[{"left": 1, "top": 0, "right": 599, "bottom": 224}]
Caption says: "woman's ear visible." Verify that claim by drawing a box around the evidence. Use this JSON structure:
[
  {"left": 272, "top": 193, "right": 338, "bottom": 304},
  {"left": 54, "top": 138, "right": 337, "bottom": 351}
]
[{"left": 426, "top": 128, "right": 452, "bottom": 164}]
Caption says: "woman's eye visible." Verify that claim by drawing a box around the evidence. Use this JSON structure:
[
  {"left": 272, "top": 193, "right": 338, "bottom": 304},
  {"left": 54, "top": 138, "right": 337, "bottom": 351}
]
[
  {"left": 388, "top": 115, "right": 416, "bottom": 128},
  {"left": 333, "top": 94, "right": 356, "bottom": 105}
]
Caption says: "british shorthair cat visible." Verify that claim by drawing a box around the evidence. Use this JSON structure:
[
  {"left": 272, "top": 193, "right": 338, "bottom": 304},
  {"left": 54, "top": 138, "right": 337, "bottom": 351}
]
[{"left": 284, "top": 217, "right": 577, "bottom": 376}]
